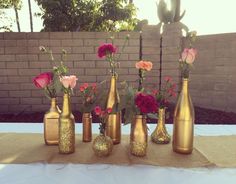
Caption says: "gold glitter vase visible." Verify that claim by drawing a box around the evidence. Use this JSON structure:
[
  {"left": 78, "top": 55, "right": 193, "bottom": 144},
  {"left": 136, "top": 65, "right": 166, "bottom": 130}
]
[
  {"left": 92, "top": 134, "right": 113, "bottom": 157},
  {"left": 151, "top": 108, "right": 170, "bottom": 144},
  {"left": 58, "top": 94, "right": 75, "bottom": 154},
  {"left": 172, "top": 78, "right": 195, "bottom": 154},
  {"left": 82, "top": 112, "right": 92, "bottom": 142},
  {"left": 105, "top": 75, "right": 121, "bottom": 144},
  {"left": 130, "top": 115, "right": 148, "bottom": 157},
  {"left": 44, "top": 98, "right": 61, "bottom": 145}
]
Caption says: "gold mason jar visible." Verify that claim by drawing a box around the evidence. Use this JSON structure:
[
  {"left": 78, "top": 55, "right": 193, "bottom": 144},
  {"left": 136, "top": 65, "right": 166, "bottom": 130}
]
[
  {"left": 105, "top": 75, "right": 121, "bottom": 144},
  {"left": 82, "top": 112, "right": 92, "bottom": 142},
  {"left": 172, "top": 78, "right": 195, "bottom": 154},
  {"left": 130, "top": 115, "right": 148, "bottom": 157},
  {"left": 151, "top": 108, "right": 171, "bottom": 144},
  {"left": 44, "top": 98, "right": 61, "bottom": 145},
  {"left": 59, "top": 93, "right": 75, "bottom": 154}
]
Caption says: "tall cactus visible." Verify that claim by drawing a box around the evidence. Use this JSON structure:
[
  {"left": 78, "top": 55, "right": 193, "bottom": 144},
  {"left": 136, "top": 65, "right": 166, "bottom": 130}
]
[{"left": 157, "top": 0, "right": 185, "bottom": 24}]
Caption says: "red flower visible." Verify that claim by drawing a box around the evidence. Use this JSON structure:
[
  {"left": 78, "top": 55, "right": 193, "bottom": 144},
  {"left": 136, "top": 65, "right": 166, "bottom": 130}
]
[
  {"left": 164, "top": 76, "right": 172, "bottom": 82},
  {"left": 135, "top": 93, "right": 158, "bottom": 114},
  {"left": 33, "top": 72, "right": 53, "bottom": 88},
  {"left": 98, "top": 43, "right": 116, "bottom": 58},
  {"left": 94, "top": 106, "right": 102, "bottom": 116}
]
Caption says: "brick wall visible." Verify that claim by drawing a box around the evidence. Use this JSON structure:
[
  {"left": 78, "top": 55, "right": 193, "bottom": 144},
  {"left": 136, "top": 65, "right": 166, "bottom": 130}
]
[{"left": 0, "top": 26, "right": 236, "bottom": 113}]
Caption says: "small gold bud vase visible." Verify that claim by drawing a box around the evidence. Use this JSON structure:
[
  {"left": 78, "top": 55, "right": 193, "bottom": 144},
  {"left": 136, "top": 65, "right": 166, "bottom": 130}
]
[
  {"left": 151, "top": 108, "right": 170, "bottom": 144},
  {"left": 82, "top": 112, "right": 92, "bottom": 142},
  {"left": 105, "top": 75, "right": 121, "bottom": 144},
  {"left": 92, "top": 134, "right": 113, "bottom": 157},
  {"left": 130, "top": 115, "right": 148, "bottom": 157},
  {"left": 172, "top": 78, "right": 195, "bottom": 154},
  {"left": 59, "top": 93, "right": 75, "bottom": 154},
  {"left": 44, "top": 98, "right": 61, "bottom": 145}
]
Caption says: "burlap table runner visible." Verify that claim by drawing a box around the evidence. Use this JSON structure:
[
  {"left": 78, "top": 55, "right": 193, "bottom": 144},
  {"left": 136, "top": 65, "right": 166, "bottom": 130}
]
[{"left": 0, "top": 133, "right": 235, "bottom": 168}]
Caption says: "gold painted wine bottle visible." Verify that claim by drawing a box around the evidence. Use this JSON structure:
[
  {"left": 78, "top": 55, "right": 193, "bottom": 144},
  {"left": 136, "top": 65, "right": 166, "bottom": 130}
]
[
  {"left": 130, "top": 115, "right": 148, "bottom": 157},
  {"left": 105, "top": 75, "right": 121, "bottom": 144},
  {"left": 172, "top": 78, "right": 195, "bottom": 154},
  {"left": 44, "top": 98, "right": 61, "bottom": 145},
  {"left": 82, "top": 112, "right": 92, "bottom": 142},
  {"left": 151, "top": 108, "right": 170, "bottom": 144},
  {"left": 59, "top": 93, "right": 75, "bottom": 154}
]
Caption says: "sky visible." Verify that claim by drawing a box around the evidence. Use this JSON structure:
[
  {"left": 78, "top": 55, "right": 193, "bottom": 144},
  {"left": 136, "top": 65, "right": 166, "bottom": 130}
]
[{"left": 2, "top": 0, "right": 236, "bottom": 35}]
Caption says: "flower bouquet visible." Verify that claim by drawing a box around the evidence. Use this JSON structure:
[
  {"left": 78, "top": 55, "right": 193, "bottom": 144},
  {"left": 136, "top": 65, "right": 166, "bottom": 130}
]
[
  {"left": 97, "top": 35, "right": 129, "bottom": 144},
  {"left": 151, "top": 76, "right": 177, "bottom": 144},
  {"left": 33, "top": 46, "right": 68, "bottom": 145},
  {"left": 92, "top": 106, "right": 113, "bottom": 157}
]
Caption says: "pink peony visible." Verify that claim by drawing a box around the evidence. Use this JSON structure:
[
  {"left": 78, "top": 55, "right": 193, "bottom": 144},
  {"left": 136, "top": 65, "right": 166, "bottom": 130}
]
[
  {"left": 181, "top": 48, "right": 197, "bottom": 64},
  {"left": 33, "top": 72, "right": 53, "bottom": 89},
  {"left": 97, "top": 43, "right": 116, "bottom": 58},
  {"left": 135, "top": 60, "right": 153, "bottom": 71},
  {"left": 60, "top": 75, "right": 78, "bottom": 89}
]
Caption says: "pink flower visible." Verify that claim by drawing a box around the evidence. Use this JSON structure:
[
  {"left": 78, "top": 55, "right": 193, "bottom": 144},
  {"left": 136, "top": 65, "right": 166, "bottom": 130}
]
[
  {"left": 33, "top": 72, "right": 53, "bottom": 89},
  {"left": 80, "top": 83, "right": 89, "bottom": 92},
  {"left": 60, "top": 75, "right": 78, "bottom": 89},
  {"left": 106, "top": 108, "right": 112, "bottom": 114},
  {"left": 94, "top": 106, "right": 102, "bottom": 116},
  {"left": 98, "top": 43, "right": 116, "bottom": 58},
  {"left": 135, "top": 60, "right": 153, "bottom": 71},
  {"left": 181, "top": 48, "right": 197, "bottom": 64}
]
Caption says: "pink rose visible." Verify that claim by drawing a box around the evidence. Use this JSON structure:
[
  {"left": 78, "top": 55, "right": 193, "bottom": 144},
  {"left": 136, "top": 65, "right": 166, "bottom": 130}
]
[
  {"left": 33, "top": 72, "right": 53, "bottom": 88},
  {"left": 60, "top": 75, "right": 78, "bottom": 89},
  {"left": 94, "top": 106, "right": 102, "bottom": 116},
  {"left": 181, "top": 48, "right": 197, "bottom": 64},
  {"left": 135, "top": 60, "right": 153, "bottom": 71}
]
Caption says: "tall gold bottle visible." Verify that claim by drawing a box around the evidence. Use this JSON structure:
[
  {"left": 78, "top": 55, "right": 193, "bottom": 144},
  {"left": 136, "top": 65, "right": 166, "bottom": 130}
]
[
  {"left": 59, "top": 94, "right": 75, "bottom": 154},
  {"left": 151, "top": 108, "right": 170, "bottom": 144},
  {"left": 105, "top": 75, "right": 121, "bottom": 144},
  {"left": 44, "top": 98, "right": 61, "bottom": 145},
  {"left": 130, "top": 115, "right": 148, "bottom": 157},
  {"left": 82, "top": 112, "right": 92, "bottom": 142},
  {"left": 172, "top": 78, "right": 195, "bottom": 154}
]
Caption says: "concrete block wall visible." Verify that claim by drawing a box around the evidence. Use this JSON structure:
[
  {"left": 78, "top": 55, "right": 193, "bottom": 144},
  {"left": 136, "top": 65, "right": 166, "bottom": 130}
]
[
  {"left": 0, "top": 32, "right": 141, "bottom": 113},
  {"left": 0, "top": 26, "right": 235, "bottom": 113},
  {"left": 188, "top": 33, "right": 236, "bottom": 112}
]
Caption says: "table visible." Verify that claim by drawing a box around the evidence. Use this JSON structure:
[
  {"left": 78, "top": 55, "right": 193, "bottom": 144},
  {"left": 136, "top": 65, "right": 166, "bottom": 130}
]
[{"left": 1, "top": 123, "right": 236, "bottom": 184}]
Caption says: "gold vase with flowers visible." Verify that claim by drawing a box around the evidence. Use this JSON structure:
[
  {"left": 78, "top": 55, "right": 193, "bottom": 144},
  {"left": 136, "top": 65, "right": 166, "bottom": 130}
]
[
  {"left": 33, "top": 46, "right": 69, "bottom": 145},
  {"left": 97, "top": 35, "right": 129, "bottom": 144},
  {"left": 151, "top": 76, "right": 177, "bottom": 144},
  {"left": 173, "top": 31, "right": 197, "bottom": 154},
  {"left": 59, "top": 75, "right": 78, "bottom": 154}
]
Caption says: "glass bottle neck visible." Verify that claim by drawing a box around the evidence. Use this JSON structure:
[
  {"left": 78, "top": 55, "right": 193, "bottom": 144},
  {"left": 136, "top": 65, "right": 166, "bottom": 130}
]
[
  {"left": 182, "top": 78, "right": 189, "bottom": 94},
  {"left": 62, "top": 94, "right": 71, "bottom": 116}
]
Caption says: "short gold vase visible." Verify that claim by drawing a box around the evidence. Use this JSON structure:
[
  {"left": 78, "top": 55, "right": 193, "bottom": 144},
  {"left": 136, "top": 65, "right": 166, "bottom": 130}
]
[
  {"left": 151, "top": 108, "right": 170, "bottom": 144},
  {"left": 58, "top": 93, "right": 75, "bottom": 154},
  {"left": 130, "top": 115, "right": 148, "bottom": 157},
  {"left": 44, "top": 98, "right": 61, "bottom": 145},
  {"left": 172, "top": 78, "right": 195, "bottom": 154},
  {"left": 105, "top": 75, "right": 121, "bottom": 144},
  {"left": 82, "top": 112, "right": 92, "bottom": 142},
  {"left": 92, "top": 134, "right": 113, "bottom": 157}
]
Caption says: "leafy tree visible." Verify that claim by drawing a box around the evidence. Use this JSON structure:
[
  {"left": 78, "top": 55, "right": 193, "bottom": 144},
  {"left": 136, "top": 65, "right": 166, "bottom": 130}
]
[
  {"left": 0, "top": 0, "right": 22, "bottom": 32},
  {"left": 35, "top": 0, "right": 137, "bottom": 32}
]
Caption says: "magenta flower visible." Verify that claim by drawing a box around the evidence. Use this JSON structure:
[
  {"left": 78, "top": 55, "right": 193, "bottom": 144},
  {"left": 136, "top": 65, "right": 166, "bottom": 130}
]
[{"left": 97, "top": 43, "right": 116, "bottom": 58}]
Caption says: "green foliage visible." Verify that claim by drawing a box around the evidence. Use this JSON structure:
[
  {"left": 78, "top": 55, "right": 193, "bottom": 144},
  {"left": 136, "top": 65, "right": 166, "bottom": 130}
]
[{"left": 35, "top": 0, "right": 137, "bottom": 32}]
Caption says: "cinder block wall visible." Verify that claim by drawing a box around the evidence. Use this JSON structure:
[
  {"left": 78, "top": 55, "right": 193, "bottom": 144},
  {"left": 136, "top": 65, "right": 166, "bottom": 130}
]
[
  {"left": 0, "top": 32, "right": 144, "bottom": 113},
  {"left": 0, "top": 26, "right": 236, "bottom": 113},
  {"left": 188, "top": 33, "right": 236, "bottom": 112}
]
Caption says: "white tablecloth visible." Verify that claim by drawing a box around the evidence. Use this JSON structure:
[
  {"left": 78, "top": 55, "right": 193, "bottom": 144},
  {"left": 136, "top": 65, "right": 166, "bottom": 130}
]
[{"left": 0, "top": 123, "right": 236, "bottom": 184}]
